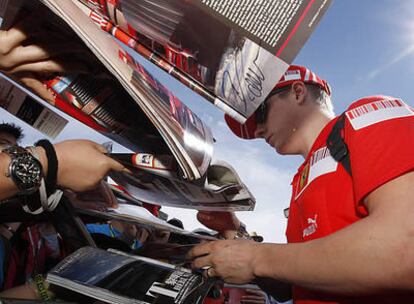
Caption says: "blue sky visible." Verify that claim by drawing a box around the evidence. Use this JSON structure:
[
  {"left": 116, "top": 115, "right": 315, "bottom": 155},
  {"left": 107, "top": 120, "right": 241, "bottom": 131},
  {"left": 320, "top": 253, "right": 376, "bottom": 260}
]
[{"left": 2, "top": 0, "right": 414, "bottom": 243}]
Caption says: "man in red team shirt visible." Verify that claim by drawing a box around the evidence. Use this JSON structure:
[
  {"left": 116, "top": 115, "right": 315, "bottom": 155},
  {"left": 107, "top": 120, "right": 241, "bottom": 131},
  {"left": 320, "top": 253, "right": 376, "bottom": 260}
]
[{"left": 188, "top": 65, "right": 414, "bottom": 303}]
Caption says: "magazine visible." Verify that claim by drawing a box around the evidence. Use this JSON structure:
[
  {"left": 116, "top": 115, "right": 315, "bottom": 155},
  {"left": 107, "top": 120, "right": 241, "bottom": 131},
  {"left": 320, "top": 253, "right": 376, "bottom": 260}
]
[
  {"left": 0, "top": 72, "right": 254, "bottom": 211},
  {"left": 135, "top": 242, "right": 204, "bottom": 263},
  {"left": 0, "top": 0, "right": 214, "bottom": 180},
  {"left": 38, "top": 0, "right": 215, "bottom": 180},
  {"left": 0, "top": 71, "right": 170, "bottom": 153},
  {"left": 75, "top": 0, "right": 333, "bottom": 122},
  {"left": 109, "top": 153, "right": 256, "bottom": 211},
  {"left": 109, "top": 183, "right": 145, "bottom": 207},
  {"left": 76, "top": 202, "right": 217, "bottom": 241},
  {"left": 0, "top": 0, "right": 332, "bottom": 123},
  {"left": 0, "top": 74, "right": 68, "bottom": 139},
  {"left": 46, "top": 246, "right": 218, "bottom": 304},
  {"left": 0, "top": 0, "right": 331, "bottom": 170}
]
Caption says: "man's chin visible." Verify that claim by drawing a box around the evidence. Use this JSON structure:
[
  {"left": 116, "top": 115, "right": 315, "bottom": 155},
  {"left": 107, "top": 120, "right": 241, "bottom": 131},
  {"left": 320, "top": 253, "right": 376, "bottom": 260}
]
[
  {"left": 273, "top": 145, "right": 285, "bottom": 154},
  {"left": 274, "top": 143, "right": 291, "bottom": 155},
  {"left": 266, "top": 138, "right": 289, "bottom": 154}
]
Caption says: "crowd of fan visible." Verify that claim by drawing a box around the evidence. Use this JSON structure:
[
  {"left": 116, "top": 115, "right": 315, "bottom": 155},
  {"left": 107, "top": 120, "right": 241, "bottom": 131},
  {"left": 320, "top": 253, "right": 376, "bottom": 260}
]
[{"left": 0, "top": 123, "right": 272, "bottom": 303}]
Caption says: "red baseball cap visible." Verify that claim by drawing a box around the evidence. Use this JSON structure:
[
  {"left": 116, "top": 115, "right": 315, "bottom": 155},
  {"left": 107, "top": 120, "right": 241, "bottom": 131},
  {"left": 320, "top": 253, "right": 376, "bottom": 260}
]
[{"left": 225, "top": 65, "right": 331, "bottom": 139}]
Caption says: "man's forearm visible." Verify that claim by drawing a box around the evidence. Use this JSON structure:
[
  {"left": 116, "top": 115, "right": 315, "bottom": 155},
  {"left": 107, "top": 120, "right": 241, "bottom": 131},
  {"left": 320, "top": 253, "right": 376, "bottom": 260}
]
[{"left": 252, "top": 214, "right": 414, "bottom": 295}]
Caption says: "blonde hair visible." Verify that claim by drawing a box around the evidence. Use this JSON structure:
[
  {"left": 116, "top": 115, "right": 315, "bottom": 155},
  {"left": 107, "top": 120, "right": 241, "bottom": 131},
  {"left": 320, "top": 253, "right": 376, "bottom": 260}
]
[{"left": 306, "top": 84, "right": 334, "bottom": 116}]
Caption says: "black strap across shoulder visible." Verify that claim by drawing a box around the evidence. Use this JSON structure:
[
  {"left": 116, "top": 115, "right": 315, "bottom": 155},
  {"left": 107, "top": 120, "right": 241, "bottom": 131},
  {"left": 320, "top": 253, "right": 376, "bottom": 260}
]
[{"left": 326, "top": 113, "right": 352, "bottom": 176}]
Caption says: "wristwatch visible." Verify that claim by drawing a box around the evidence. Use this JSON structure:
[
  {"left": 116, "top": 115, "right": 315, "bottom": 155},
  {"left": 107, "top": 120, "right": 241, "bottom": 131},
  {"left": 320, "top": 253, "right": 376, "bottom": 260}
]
[{"left": 2, "top": 146, "right": 43, "bottom": 195}]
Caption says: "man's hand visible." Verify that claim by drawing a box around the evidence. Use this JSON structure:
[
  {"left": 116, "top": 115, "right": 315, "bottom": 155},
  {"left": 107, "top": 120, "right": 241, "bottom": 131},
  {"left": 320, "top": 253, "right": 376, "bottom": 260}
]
[
  {"left": 52, "top": 140, "right": 126, "bottom": 192},
  {"left": 0, "top": 11, "right": 92, "bottom": 102},
  {"left": 187, "top": 239, "right": 259, "bottom": 284},
  {"left": 197, "top": 211, "right": 241, "bottom": 238}
]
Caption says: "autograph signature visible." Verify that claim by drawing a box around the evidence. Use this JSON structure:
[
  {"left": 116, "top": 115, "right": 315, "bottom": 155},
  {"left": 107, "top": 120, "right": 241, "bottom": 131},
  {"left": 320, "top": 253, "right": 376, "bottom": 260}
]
[{"left": 221, "top": 45, "right": 265, "bottom": 113}]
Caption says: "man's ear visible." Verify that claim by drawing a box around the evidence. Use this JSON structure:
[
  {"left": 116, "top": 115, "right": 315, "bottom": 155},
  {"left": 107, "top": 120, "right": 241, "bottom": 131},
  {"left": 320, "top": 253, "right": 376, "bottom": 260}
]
[{"left": 291, "top": 81, "right": 306, "bottom": 104}]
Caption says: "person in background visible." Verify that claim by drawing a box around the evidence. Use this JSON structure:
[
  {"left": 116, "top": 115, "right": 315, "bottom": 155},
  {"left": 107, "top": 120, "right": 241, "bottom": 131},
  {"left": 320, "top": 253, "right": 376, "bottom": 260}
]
[
  {"left": 0, "top": 125, "right": 125, "bottom": 301},
  {"left": 0, "top": 122, "right": 24, "bottom": 289},
  {"left": 0, "top": 123, "right": 60, "bottom": 300}
]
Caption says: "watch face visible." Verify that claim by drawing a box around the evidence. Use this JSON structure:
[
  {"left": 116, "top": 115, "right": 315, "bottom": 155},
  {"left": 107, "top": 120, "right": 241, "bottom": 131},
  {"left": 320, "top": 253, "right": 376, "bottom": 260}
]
[
  {"left": 3, "top": 146, "right": 43, "bottom": 194},
  {"left": 9, "top": 155, "right": 43, "bottom": 193},
  {"left": 15, "top": 157, "right": 42, "bottom": 184}
]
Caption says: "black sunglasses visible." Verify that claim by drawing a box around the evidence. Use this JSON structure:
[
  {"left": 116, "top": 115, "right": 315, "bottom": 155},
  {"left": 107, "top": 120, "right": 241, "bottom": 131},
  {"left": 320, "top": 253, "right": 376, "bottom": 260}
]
[{"left": 255, "top": 86, "right": 291, "bottom": 124}]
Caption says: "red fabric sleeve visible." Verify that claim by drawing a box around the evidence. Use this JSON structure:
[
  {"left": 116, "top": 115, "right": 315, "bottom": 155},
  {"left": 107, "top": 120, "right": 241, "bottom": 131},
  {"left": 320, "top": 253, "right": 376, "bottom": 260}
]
[{"left": 345, "top": 97, "right": 414, "bottom": 207}]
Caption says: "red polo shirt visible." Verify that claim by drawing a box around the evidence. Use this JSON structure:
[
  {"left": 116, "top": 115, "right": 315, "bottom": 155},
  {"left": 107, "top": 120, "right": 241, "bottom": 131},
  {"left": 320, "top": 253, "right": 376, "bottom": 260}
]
[{"left": 286, "top": 95, "right": 414, "bottom": 303}]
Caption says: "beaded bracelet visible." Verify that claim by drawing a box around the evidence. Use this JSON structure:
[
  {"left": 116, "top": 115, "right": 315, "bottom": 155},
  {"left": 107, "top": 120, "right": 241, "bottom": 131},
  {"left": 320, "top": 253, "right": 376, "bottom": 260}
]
[{"left": 32, "top": 274, "right": 53, "bottom": 301}]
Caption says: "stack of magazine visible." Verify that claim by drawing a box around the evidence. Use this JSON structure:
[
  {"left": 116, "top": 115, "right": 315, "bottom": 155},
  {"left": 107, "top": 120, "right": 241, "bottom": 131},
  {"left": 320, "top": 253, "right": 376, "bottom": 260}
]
[
  {"left": 0, "top": 0, "right": 331, "bottom": 205},
  {"left": 0, "top": 0, "right": 266, "bottom": 211}
]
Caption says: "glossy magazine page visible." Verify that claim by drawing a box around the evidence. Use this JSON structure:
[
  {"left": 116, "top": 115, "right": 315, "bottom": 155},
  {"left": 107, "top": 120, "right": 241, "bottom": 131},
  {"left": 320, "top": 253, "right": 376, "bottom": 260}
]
[
  {"left": 0, "top": 0, "right": 215, "bottom": 180},
  {"left": 47, "top": 247, "right": 217, "bottom": 304},
  {"left": 119, "top": 49, "right": 214, "bottom": 179},
  {"left": 0, "top": 73, "right": 68, "bottom": 139},
  {"left": 0, "top": 71, "right": 168, "bottom": 154},
  {"left": 76, "top": 202, "right": 217, "bottom": 241},
  {"left": 109, "top": 153, "right": 256, "bottom": 211},
  {"left": 77, "top": 0, "right": 332, "bottom": 122},
  {"left": 41, "top": 0, "right": 214, "bottom": 180}
]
